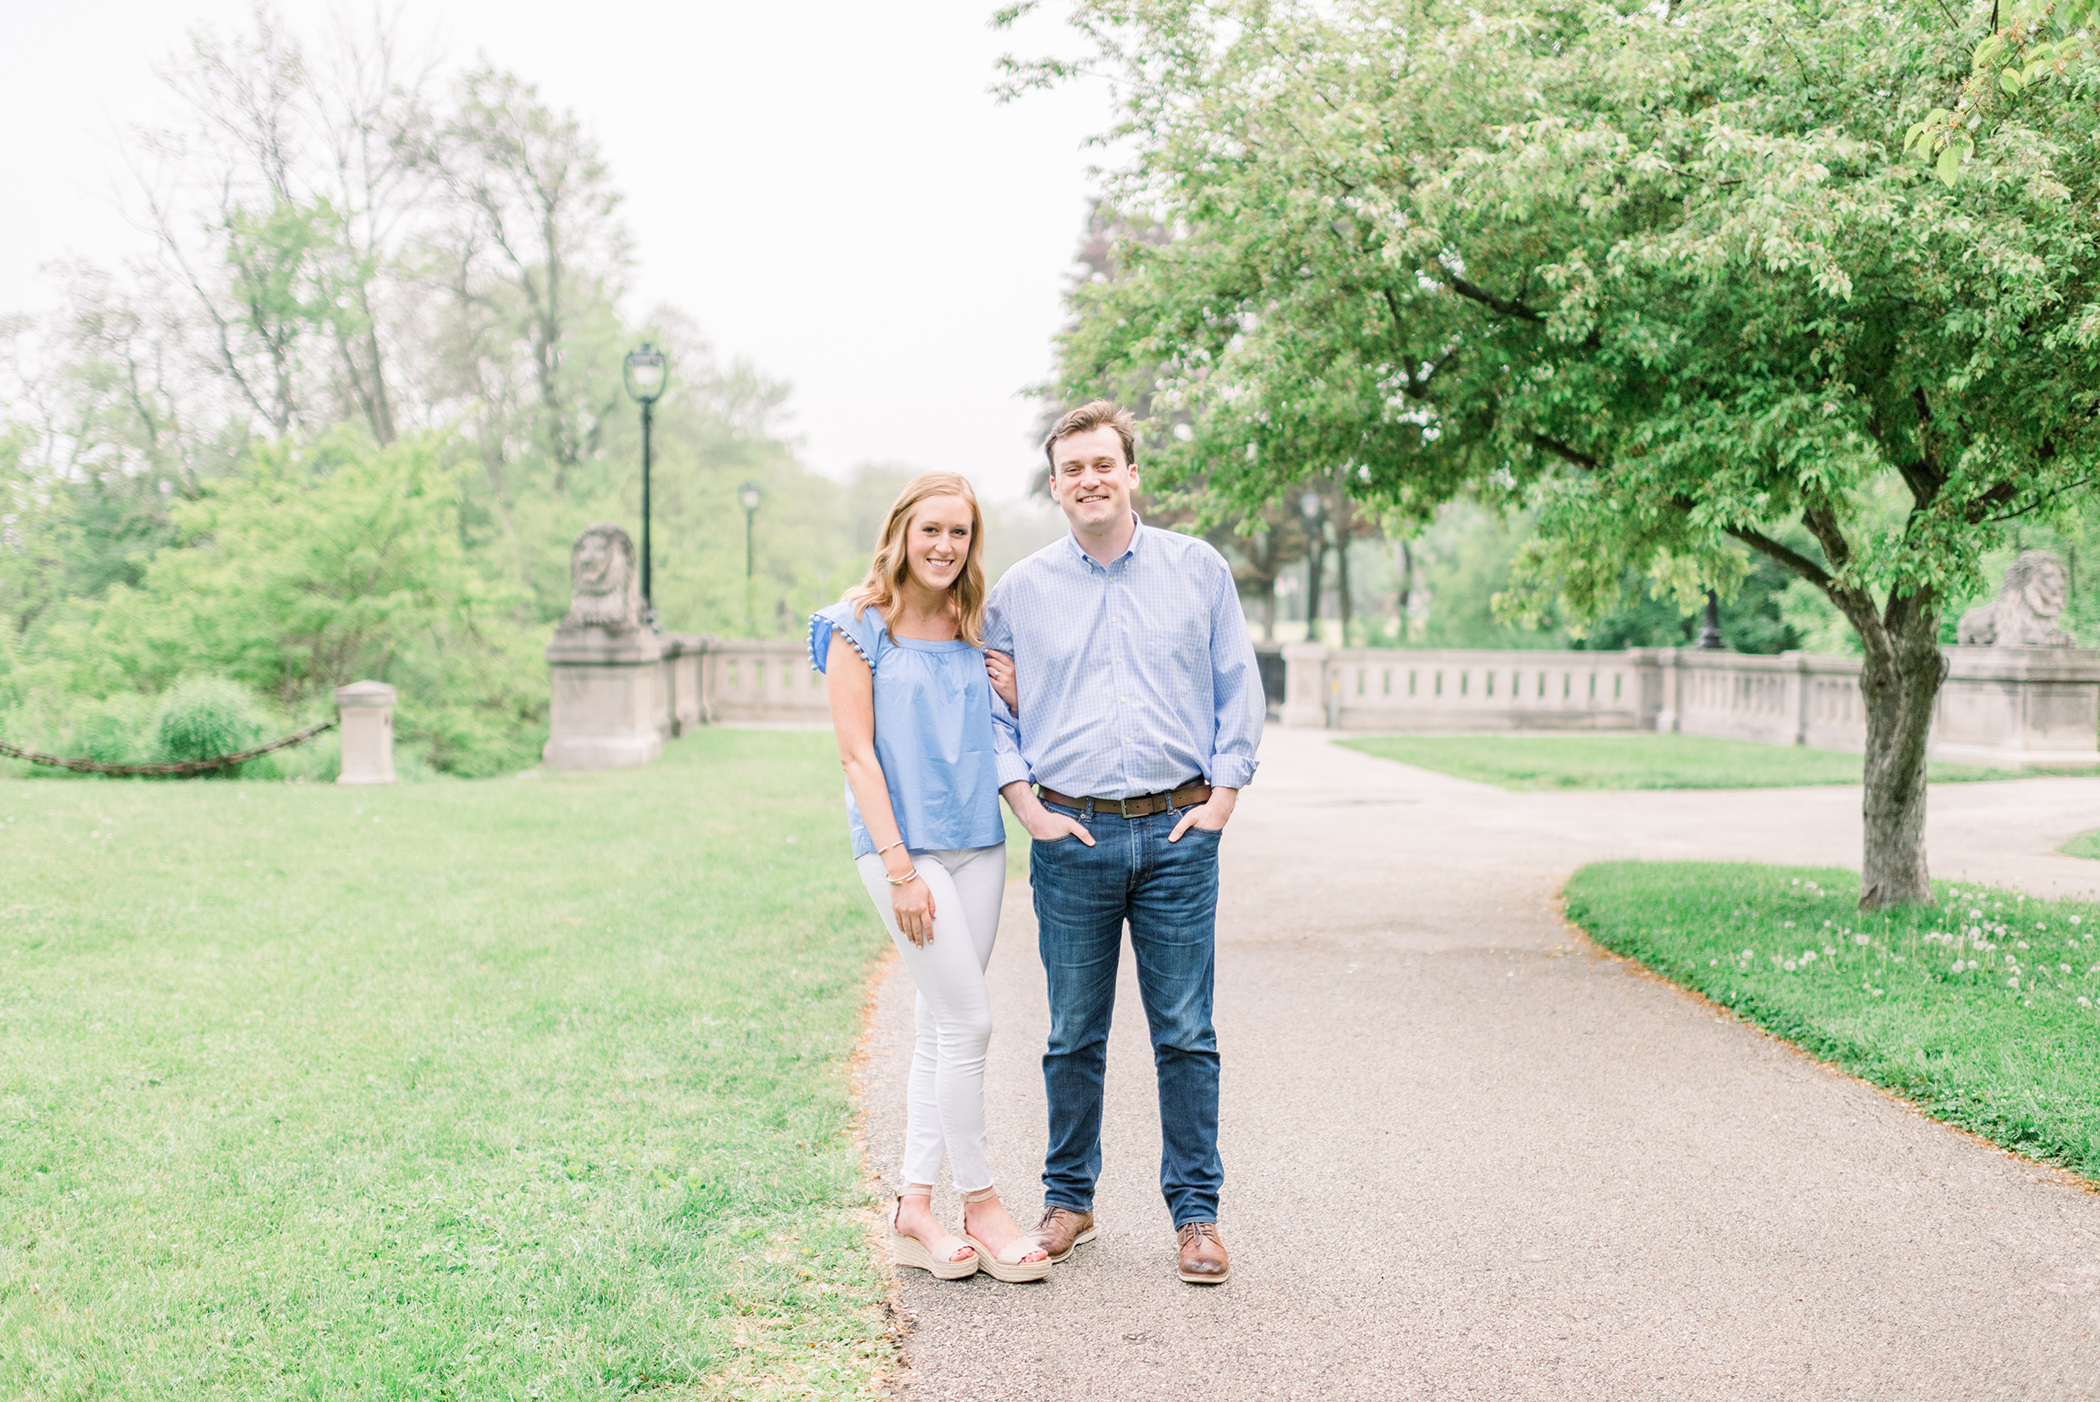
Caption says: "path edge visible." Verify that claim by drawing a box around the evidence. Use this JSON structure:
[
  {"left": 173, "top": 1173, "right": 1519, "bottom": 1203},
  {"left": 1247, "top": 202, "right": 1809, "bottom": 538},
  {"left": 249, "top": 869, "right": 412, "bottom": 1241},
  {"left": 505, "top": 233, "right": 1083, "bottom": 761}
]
[
  {"left": 1550, "top": 875, "right": 2100, "bottom": 1200},
  {"left": 849, "top": 940, "right": 911, "bottom": 1395}
]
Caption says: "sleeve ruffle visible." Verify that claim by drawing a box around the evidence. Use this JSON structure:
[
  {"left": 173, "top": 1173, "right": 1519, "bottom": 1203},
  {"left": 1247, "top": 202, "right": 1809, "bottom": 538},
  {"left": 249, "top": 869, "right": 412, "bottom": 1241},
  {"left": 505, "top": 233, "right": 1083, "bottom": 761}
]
[{"left": 808, "top": 602, "right": 879, "bottom": 674}]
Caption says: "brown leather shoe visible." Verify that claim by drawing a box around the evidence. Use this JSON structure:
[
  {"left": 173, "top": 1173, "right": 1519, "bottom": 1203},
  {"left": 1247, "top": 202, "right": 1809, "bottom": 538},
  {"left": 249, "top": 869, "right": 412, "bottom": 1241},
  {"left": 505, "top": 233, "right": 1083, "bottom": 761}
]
[
  {"left": 1176, "top": 1221, "right": 1230, "bottom": 1284},
  {"left": 1033, "top": 1205, "right": 1097, "bottom": 1263}
]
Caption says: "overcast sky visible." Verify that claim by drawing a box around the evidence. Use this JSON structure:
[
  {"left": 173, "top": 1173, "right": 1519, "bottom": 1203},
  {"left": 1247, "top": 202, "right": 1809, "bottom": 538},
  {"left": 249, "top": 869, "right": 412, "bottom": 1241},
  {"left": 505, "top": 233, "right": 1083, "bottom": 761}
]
[{"left": 0, "top": 1, "right": 1111, "bottom": 500}]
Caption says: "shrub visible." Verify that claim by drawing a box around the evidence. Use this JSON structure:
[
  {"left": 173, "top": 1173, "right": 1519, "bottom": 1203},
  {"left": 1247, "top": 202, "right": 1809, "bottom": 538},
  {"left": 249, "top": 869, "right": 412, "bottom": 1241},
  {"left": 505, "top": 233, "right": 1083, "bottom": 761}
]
[
  {"left": 65, "top": 694, "right": 155, "bottom": 767},
  {"left": 152, "top": 677, "right": 267, "bottom": 773}
]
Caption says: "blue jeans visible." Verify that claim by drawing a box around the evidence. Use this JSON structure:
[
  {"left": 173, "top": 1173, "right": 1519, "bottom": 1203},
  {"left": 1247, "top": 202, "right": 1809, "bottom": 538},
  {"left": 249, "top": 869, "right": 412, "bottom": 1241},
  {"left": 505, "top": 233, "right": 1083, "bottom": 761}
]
[{"left": 1030, "top": 800, "right": 1222, "bottom": 1227}]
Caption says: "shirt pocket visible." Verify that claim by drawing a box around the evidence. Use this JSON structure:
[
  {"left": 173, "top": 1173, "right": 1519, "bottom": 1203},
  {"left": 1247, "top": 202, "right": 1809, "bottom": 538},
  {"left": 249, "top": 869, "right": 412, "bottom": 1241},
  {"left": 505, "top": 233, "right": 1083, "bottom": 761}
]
[{"left": 1133, "top": 598, "right": 1207, "bottom": 701}]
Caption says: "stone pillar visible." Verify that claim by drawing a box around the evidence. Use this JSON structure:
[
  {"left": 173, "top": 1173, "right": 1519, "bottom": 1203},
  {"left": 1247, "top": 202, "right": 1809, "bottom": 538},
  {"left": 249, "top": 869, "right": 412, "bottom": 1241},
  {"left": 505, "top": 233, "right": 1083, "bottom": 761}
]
[
  {"left": 1280, "top": 643, "right": 1330, "bottom": 727},
  {"left": 542, "top": 522, "right": 667, "bottom": 772},
  {"left": 545, "top": 627, "right": 666, "bottom": 770},
  {"left": 335, "top": 680, "right": 398, "bottom": 785},
  {"left": 1650, "top": 649, "right": 1685, "bottom": 734}
]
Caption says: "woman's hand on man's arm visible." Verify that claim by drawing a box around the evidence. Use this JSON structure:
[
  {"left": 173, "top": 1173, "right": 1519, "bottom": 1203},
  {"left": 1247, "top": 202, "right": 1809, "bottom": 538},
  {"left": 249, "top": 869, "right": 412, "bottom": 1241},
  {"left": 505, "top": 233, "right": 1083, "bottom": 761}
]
[{"left": 985, "top": 650, "right": 1018, "bottom": 716}]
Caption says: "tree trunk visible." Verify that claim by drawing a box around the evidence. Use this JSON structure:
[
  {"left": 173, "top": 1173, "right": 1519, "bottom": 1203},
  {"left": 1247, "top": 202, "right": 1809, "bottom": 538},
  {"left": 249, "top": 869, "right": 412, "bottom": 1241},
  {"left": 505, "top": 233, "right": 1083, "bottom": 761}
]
[
  {"left": 1335, "top": 527, "right": 1354, "bottom": 645},
  {"left": 1856, "top": 611, "right": 1948, "bottom": 911},
  {"left": 1304, "top": 537, "right": 1325, "bottom": 643},
  {"left": 1397, "top": 538, "right": 1413, "bottom": 642},
  {"left": 1328, "top": 491, "right": 1356, "bottom": 645}
]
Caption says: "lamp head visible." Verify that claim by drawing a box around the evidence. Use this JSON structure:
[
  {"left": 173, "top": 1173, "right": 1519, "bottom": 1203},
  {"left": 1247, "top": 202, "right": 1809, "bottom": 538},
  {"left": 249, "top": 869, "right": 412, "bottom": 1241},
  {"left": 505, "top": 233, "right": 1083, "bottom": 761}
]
[
  {"left": 623, "top": 343, "right": 667, "bottom": 405},
  {"left": 739, "top": 481, "right": 761, "bottom": 513}
]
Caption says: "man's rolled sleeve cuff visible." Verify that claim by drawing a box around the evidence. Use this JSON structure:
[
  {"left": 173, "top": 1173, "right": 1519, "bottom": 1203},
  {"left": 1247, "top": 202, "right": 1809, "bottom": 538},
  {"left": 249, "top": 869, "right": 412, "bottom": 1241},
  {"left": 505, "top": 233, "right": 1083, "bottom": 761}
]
[
  {"left": 997, "top": 752, "right": 1036, "bottom": 789},
  {"left": 1210, "top": 755, "right": 1258, "bottom": 789}
]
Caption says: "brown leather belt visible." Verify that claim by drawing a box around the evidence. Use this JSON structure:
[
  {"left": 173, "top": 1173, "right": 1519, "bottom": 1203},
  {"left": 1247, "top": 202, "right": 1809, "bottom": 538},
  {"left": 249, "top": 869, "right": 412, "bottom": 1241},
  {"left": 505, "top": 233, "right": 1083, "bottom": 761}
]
[{"left": 1037, "top": 780, "right": 1212, "bottom": 819}]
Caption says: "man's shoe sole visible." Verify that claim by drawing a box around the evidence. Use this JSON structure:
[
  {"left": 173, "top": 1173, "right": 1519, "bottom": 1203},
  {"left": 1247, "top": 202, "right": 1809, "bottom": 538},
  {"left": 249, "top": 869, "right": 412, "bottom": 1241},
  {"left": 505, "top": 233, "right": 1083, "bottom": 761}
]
[
  {"left": 1047, "top": 1226, "right": 1097, "bottom": 1264},
  {"left": 1178, "top": 1265, "right": 1230, "bottom": 1284}
]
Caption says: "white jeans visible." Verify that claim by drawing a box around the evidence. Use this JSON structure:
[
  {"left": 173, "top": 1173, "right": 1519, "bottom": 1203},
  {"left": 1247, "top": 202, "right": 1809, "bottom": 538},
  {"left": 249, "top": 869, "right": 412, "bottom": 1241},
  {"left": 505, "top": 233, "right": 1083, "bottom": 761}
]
[{"left": 856, "top": 844, "right": 1007, "bottom": 1193}]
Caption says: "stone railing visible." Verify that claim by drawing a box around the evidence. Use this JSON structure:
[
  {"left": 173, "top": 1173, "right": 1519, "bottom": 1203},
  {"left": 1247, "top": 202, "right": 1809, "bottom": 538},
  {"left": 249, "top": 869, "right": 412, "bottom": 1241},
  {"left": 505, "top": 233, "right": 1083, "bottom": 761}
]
[
  {"left": 547, "top": 628, "right": 2100, "bottom": 772},
  {"left": 1280, "top": 643, "right": 2100, "bottom": 768},
  {"left": 548, "top": 632, "right": 830, "bottom": 771},
  {"left": 1279, "top": 644, "right": 1652, "bottom": 731},
  {"left": 662, "top": 636, "right": 830, "bottom": 729}
]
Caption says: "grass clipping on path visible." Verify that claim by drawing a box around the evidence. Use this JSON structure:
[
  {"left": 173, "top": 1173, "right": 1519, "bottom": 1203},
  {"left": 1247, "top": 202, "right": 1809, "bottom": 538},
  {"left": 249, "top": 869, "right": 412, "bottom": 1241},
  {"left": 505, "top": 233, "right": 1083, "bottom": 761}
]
[
  {"left": 0, "top": 730, "right": 894, "bottom": 1400},
  {"left": 1341, "top": 733, "right": 2081, "bottom": 790},
  {"left": 1564, "top": 862, "right": 2100, "bottom": 1181}
]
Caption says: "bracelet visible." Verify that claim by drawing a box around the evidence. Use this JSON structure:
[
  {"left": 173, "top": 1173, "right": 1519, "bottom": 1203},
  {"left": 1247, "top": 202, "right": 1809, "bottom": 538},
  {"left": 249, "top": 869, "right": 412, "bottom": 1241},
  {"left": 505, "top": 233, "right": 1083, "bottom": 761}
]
[
  {"left": 885, "top": 867, "right": 920, "bottom": 887},
  {"left": 875, "top": 840, "right": 905, "bottom": 856}
]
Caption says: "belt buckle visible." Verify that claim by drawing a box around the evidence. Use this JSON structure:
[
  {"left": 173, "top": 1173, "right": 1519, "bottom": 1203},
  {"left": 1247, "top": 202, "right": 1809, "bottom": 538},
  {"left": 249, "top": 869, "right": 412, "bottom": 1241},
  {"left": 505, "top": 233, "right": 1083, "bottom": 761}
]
[{"left": 1117, "top": 795, "right": 1132, "bottom": 819}]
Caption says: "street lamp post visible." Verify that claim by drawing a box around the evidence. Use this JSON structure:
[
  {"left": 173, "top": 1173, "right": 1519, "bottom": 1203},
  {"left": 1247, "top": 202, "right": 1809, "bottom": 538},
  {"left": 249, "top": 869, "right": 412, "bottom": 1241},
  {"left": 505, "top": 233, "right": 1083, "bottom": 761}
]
[
  {"left": 739, "top": 482, "right": 761, "bottom": 636},
  {"left": 1298, "top": 490, "right": 1324, "bottom": 645},
  {"left": 1697, "top": 588, "right": 1725, "bottom": 649},
  {"left": 622, "top": 343, "right": 668, "bottom": 630}
]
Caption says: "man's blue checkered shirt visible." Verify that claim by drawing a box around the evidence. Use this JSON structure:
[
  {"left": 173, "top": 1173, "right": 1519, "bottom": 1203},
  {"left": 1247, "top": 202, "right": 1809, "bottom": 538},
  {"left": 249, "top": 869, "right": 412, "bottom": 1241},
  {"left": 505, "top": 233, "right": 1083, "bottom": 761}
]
[{"left": 984, "top": 517, "right": 1263, "bottom": 798}]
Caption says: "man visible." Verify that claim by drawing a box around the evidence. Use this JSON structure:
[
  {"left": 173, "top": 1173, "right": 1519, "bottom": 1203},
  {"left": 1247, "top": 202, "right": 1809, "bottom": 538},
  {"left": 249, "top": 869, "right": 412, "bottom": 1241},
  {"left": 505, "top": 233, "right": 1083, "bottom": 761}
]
[{"left": 984, "top": 400, "right": 1263, "bottom": 1285}]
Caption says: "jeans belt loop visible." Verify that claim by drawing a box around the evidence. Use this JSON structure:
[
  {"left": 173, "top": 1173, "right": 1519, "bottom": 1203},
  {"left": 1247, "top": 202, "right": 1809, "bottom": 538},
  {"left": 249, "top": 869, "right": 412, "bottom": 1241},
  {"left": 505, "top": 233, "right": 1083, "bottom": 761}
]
[{"left": 1083, "top": 796, "right": 1095, "bottom": 819}]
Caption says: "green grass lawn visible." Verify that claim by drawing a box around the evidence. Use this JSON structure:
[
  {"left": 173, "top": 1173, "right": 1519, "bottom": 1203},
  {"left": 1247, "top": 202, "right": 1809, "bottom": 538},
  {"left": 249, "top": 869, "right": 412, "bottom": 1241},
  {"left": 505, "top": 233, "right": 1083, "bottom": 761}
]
[
  {"left": 2061, "top": 830, "right": 2100, "bottom": 861},
  {"left": 0, "top": 731, "right": 895, "bottom": 1401},
  {"left": 1339, "top": 732, "right": 2090, "bottom": 790},
  {"left": 1564, "top": 862, "right": 2100, "bottom": 1179}
]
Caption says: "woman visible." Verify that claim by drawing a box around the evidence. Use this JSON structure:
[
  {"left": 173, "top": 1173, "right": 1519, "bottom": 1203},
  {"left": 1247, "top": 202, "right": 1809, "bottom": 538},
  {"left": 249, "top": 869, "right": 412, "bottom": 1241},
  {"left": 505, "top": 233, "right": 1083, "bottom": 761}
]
[{"left": 809, "top": 472, "right": 1049, "bottom": 1283}]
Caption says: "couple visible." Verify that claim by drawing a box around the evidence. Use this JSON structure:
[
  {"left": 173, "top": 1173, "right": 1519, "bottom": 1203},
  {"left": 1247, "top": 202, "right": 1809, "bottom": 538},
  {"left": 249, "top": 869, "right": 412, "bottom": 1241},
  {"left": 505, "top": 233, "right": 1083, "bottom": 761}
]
[{"left": 810, "top": 401, "right": 1264, "bottom": 1286}]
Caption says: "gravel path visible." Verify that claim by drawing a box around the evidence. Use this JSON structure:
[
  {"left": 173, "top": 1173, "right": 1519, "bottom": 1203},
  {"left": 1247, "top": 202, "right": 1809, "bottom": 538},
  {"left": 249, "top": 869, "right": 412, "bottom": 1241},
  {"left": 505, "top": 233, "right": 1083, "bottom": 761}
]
[{"left": 859, "top": 729, "right": 2100, "bottom": 1400}]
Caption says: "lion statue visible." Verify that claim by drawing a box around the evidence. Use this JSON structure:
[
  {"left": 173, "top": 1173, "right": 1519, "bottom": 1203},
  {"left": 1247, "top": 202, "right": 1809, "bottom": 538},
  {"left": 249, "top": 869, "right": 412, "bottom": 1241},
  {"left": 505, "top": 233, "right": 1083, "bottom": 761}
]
[
  {"left": 563, "top": 523, "right": 642, "bottom": 630},
  {"left": 1955, "top": 550, "right": 2074, "bottom": 647}
]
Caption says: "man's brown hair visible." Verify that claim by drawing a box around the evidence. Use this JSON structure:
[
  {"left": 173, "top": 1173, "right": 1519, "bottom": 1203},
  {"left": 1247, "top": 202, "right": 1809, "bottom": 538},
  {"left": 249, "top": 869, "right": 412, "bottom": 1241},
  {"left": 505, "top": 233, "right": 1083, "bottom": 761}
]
[{"left": 1044, "top": 400, "right": 1139, "bottom": 471}]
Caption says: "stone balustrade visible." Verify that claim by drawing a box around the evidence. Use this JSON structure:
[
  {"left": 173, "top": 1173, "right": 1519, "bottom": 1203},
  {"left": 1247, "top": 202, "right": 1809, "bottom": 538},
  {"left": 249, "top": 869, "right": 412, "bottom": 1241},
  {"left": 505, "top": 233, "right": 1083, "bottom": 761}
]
[
  {"left": 661, "top": 636, "right": 830, "bottom": 729},
  {"left": 549, "top": 633, "right": 2100, "bottom": 771},
  {"left": 546, "top": 633, "right": 830, "bottom": 771},
  {"left": 1280, "top": 644, "right": 1651, "bottom": 731},
  {"left": 1278, "top": 643, "right": 2100, "bottom": 767}
]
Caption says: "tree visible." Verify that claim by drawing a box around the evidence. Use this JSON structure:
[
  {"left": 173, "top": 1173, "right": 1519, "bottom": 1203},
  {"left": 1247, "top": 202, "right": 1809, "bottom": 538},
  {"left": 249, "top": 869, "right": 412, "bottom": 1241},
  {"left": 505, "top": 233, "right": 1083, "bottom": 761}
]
[
  {"left": 138, "top": 8, "right": 432, "bottom": 446},
  {"left": 42, "top": 430, "right": 547, "bottom": 776},
  {"left": 1018, "top": 0, "right": 2100, "bottom": 909},
  {"left": 1909, "top": 0, "right": 2099, "bottom": 182},
  {"left": 411, "top": 65, "right": 630, "bottom": 491}
]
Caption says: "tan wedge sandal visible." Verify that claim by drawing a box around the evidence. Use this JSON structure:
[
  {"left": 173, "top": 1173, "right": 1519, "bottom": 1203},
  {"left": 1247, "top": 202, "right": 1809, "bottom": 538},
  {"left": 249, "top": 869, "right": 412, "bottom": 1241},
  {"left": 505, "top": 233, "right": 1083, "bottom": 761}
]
[
  {"left": 890, "top": 1187, "right": 979, "bottom": 1280},
  {"left": 959, "top": 1187, "right": 1053, "bottom": 1283}
]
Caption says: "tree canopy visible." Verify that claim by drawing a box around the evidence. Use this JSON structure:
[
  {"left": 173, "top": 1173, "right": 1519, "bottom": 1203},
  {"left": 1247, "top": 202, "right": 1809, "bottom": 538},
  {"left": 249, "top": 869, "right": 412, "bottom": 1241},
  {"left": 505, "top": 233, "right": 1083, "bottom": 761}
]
[{"left": 1022, "top": 0, "right": 2100, "bottom": 905}]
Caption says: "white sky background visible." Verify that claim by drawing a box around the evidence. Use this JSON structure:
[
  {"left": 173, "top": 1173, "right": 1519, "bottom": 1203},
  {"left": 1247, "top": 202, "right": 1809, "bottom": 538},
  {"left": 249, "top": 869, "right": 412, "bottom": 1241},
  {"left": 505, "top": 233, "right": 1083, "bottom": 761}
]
[{"left": 0, "top": 1, "right": 1112, "bottom": 501}]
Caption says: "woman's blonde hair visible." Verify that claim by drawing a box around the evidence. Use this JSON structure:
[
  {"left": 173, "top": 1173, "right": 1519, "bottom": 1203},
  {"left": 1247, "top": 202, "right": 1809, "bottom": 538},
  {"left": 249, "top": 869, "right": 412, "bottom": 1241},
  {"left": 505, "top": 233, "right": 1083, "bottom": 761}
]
[{"left": 846, "top": 472, "right": 987, "bottom": 645}]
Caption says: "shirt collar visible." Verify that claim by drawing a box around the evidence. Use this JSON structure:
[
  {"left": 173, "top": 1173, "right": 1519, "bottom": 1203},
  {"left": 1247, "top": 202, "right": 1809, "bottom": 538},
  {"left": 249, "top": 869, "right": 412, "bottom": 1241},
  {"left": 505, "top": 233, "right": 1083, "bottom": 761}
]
[{"left": 1063, "top": 511, "right": 1144, "bottom": 571}]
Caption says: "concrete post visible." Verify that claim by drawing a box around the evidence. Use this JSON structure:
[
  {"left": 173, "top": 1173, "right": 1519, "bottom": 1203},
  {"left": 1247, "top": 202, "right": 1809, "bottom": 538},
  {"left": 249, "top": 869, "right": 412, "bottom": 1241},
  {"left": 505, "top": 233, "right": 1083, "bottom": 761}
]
[
  {"left": 1280, "top": 643, "right": 1330, "bottom": 727},
  {"left": 1652, "top": 649, "right": 1684, "bottom": 734},
  {"left": 335, "top": 680, "right": 398, "bottom": 785},
  {"left": 544, "top": 627, "right": 666, "bottom": 771}
]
